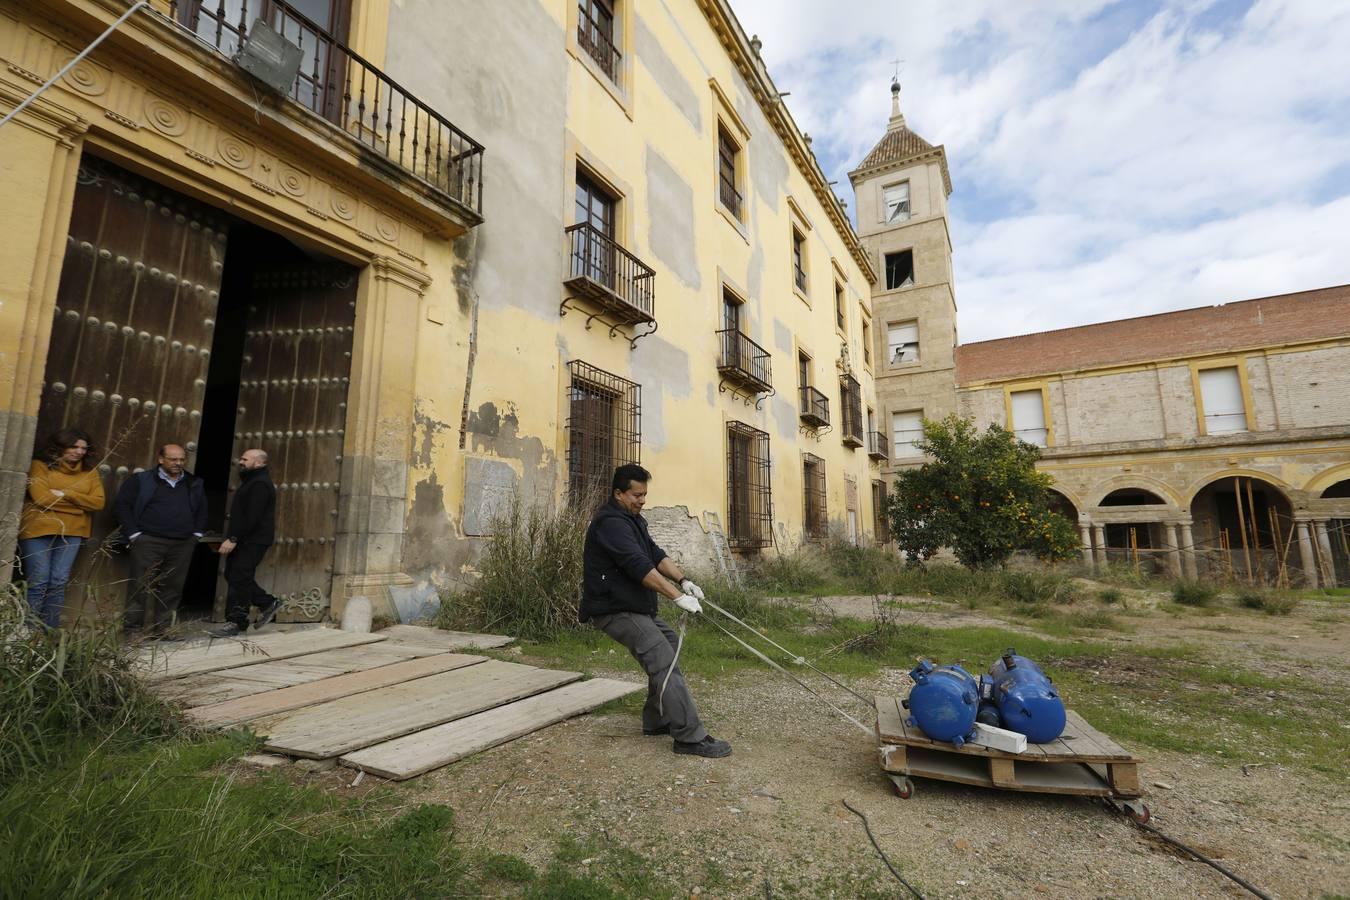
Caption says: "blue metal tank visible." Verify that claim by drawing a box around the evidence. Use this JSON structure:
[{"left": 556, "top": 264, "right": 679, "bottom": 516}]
[
  {"left": 903, "top": 659, "right": 979, "bottom": 747},
  {"left": 988, "top": 649, "right": 1066, "bottom": 744}
]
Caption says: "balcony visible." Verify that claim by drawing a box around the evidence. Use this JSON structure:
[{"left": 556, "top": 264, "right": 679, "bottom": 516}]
[
  {"left": 577, "top": 13, "right": 621, "bottom": 85},
  {"left": 867, "top": 431, "right": 889, "bottom": 461},
  {"left": 562, "top": 224, "right": 656, "bottom": 344},
  {"left": 719, "top": 180, "right": 743, "bottom": 220},
  {"left": 799, "top": 386, "right": 830, "bottom": 428},
  {"left": 840, "top": 375, "right": 864, "bottom": 448},
  {"left": 169, "top": 0, "right": 484, "bottom": 219},
  {"left": 717, "top": 329, "right": 772, "bottom": 396}
]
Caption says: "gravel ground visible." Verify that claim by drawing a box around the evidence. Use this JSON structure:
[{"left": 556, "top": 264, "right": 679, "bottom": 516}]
[{"left": 395, "top": 594, "right": 1350, "bottom": 899}]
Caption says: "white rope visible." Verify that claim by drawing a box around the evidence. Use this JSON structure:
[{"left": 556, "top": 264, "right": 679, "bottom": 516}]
[
  {"left": 0, "top": 2, "right": 150, "bottom": 129},
  {"left": 656, "top": 611, "right": 687, "bottom": 718}
]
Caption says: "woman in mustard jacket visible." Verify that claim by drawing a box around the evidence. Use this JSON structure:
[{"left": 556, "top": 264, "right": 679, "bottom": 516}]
[{"left": 18, "top": 428, "right": 105, "bottom": 628}]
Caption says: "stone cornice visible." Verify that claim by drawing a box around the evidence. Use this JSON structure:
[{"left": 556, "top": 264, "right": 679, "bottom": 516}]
[{"left": 695, "top": 0, "right": 876, "bottom": 285}]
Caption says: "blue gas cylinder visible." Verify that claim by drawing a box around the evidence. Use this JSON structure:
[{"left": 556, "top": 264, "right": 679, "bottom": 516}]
[
  {"left": 988, "top": 649, "right": 1066, "bottom": 744},
  {"left": 904, "top": 659, "right": 979, "bottom": 747}
]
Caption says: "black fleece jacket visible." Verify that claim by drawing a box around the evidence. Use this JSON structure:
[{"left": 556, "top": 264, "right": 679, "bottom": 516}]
[
  {"left": 227, "top": 467, "right": 276, "bottom": 545},
  {"left": 579, "top": 499, "right": 669, "bottom": 622}
]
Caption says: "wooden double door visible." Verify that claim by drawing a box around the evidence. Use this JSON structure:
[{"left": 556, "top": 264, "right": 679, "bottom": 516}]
[{"left": 35, "top": 156, "right": 356, "bottom": 622}]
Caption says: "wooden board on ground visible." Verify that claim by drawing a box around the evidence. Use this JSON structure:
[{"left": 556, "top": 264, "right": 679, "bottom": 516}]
[
  {"left": 875, "top": 695, "right": 1142, "bottom": 800},
  {"left": 375, "top": 624, "right": 514, "bottom": 653},
  {"left": 136, "top": 630, "right": 387, "bottom": 682},
  {"left": 187, "top": 653, "right": 488, "bottom": 727},
  {"left": 339, "top": 677, "right": 642, "bottom": 780},
  {"left": 258, "top": 660, "right": 581, "bottom": 759}
]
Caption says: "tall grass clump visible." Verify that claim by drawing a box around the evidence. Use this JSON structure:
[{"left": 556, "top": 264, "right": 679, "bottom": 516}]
[
  {"left": 1, "top": 584, "right": 178, "bottom": 785},
  {"left": 1236, "top": 588, "right": 1299, "bottom": 616},
  {"left": 999, "top": 570, "right": 1081, "bottom": 605},
  {"left": 744, "top": 549, "right": 831, "bottom": 595},
  {"left": 438, "top": 496, "right": 589, "bottom": 641},
  {"left": 1172, "top": 580, "right": 1218, "bottom": 607}
]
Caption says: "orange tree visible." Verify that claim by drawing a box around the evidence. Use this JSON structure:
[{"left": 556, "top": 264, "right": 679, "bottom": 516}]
[{"left": 886, "top": 414, "right": 1080, "bottom": 569}]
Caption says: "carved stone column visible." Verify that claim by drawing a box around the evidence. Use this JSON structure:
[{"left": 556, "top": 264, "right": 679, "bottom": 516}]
[
  {"left": 1179, "top": 521, "right": 1197, "bottom": 580},
  {"left": 1092, "top": 524, "right": 1107, "bottom": 569},
  {"left": 331, "top": 255, "right": 431, "bottom": 620},
  {"left": 1295, "top": 520, "right": 1320, "bottom": 589},
  {"left": 1164, "top": 522, "right": 1181, "bottom": 578},
  {"left": 1313, "top": 519, "right": 1337, "bottom": 587},
  {"left": 0, "top": 90, "right": 88, "bottom": 579},
  {"left": 1079, "top": 522, "right": 1093, "bottom": 570}
]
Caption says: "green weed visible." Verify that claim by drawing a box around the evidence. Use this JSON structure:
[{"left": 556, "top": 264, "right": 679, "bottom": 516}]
[
  {"left": 1097, "top": 588, "right": 1123, "bottom": 604},
  {"left": 1172, "top": 580, "right": 1218, "bottom": 607}
]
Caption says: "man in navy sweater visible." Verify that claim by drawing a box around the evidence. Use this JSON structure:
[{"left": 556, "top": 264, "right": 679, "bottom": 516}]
[
  {"left": 114, "top": 443, "right": 207, "bottom": 636},
  {"left": 580, "top": 464, "right": 732, "bottom": 758},
  {"left": 209, "top": 448, "right": 281, "bottom": 638}
]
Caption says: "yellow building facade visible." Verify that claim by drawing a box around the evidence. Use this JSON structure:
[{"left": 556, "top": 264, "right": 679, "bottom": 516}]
[{"left": 1, "top": 0, "right": 884, "bottom": 624}]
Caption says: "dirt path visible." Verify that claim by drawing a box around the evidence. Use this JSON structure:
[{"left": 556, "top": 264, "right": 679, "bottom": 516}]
[{"left": 397, "top": 599, "right": 1350, "bottom": 898}]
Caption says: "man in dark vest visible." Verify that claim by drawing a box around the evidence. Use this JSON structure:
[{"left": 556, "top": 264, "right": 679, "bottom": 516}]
[
  {"left": 209, "top": 448, "right": 281, "bottom": 638},
  {"left": 580, "top": 464, "right": 732, "bottom": 759},
  {"left": 114, "top": 443, "right": 207, "bottom": 637}
]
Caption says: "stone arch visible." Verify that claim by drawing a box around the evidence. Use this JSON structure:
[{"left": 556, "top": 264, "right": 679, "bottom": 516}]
[
  {"left": 1182, "top": 469, "right": 1293, "bottom": 507},
  {"left": 1045, "top": 488, "right": 1078, "bottom": 522},
  {"left": 1100, "top": 488, "right": 1168, "bottom": 506},
  {"left": 1088, "top": 475, "right": 1183, "bottom": 508},
  {"left": 1187, "top": 471, "right": 1295, "bottom": 583},
  {"left": 1305, "top": 464, "right": 1350, "bottom": 497}
]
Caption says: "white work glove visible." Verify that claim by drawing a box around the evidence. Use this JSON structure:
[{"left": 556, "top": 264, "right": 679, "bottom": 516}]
[
  {"left": 680, "top": 579, "right": 705, "bottom": 601},
  {"left": 674, "top": 594, "right": 702, "bottom": 614}
]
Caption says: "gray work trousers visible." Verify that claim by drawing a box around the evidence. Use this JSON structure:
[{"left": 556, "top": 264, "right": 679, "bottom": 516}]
[
  {"left": 124, "top": 534, "right": 198, "bottom": 630},
  {"left": 591, "top": 612, "right": 707, "bottom": 744}
]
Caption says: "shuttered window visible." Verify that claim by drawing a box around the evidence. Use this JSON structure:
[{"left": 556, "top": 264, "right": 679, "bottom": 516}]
[
  {"left": 1199, "top": 367, "right": 1247, "bottom": 433},
  {"left": 1010, "top": 390, "right": 1048, "bottom": 447},
  {"left": 883, "top": 182, "right": 910, "bottom": 223},
  {"left": 891, "top": 410, "right": 923, "bottom": 458},
  {"left": 887, "top": 321, "right": 919, "bottom": 365}
]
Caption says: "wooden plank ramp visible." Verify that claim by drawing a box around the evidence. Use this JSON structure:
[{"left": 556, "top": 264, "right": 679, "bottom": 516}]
[
  {"left": 339, "top": 678, "right": 642, "bottom": 780},
  {"left": 136, "top": 629, "right": 387, "bottom": 682},
  {"left": 186, "top": 653, "right": 488, "bottom": 728},
  {"left": 375, "top": 624, "right": 514, "bottom": 655},
  {"left": 258, "top": 660, "right": 581, "bottom": 759}
]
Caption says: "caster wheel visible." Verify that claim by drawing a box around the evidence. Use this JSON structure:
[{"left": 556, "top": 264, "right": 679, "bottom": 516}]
[
  {"left": 889, "top": 776, "right": 915, "bottom": 799},
  {"left": 1124, "top": 800, "right": 1150, "bottom": 825}
]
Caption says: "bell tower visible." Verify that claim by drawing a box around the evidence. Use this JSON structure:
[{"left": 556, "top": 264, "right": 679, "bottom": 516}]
[{"left": 850, "top": 80, "right": 959, "bottom": 468}]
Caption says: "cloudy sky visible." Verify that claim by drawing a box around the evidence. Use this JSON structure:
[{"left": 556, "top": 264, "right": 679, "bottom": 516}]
[{"left": 730, "top": 0, "right": 1350, "bottom": 343}]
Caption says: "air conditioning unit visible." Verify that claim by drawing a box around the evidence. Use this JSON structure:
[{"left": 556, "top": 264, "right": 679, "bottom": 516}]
[{"left": 233, "top": 19, "right": 303, "bottom": 95}]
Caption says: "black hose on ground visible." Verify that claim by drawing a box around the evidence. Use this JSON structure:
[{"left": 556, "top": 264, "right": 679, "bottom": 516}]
[
  {"left": 841, "top": 800, "right": 926, "bottom": 900},
  {"left": 1112, "top": 805, "right": 1274, "bottom": 900}
]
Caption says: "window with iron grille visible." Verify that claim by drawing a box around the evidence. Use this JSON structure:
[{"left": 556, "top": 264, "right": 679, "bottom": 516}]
[
  {"left": 802, "top": 453, "right": 827, "bottom": 540},
  {"left": 577, "top": 0, "right": 621, "bottom": 84},
  {"left": 727, "top": 422, "right": 772, "bottom": 549},
  {"left": 566, "top": 360, "right": 640, "bottom": 503},
  {"left": 872, "top": 479, "right": 890, "bottom": 545}
]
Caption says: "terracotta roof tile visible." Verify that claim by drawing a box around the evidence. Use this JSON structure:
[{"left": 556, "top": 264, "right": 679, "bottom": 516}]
[
  {"left": 955, "top": 285, "right": 1350, "bottom": 383},
  {"left": 857, "top": 126, "right": 935, "bottom": 172}
]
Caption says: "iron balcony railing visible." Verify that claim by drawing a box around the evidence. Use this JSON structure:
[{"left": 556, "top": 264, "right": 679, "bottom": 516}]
[
  {"left": 563, "top": 222, "right": 656, "bottom": 324},
  {"left": 867, "top": 431, "right": 889, "bottom": 461},
  {"left": 794, "top": 265, "right": 807, "bottom": 293},
  {"left": 716, "top": 329, "right": 772, "bottom": 394},
  {"left": 169, "top": 0, "right": 484, "bottom": 217},
  {"left": 577, "top": 10, "right": 621, "bottom": 83},
  {"left": 799, "top": 385, "right": 829, "bottom": 428},
  {"left": 840, "top": 375, "right": 864, "bottom": 447},
  {"left": 719, "top": 179, "right": 742, "bottom": 219}
]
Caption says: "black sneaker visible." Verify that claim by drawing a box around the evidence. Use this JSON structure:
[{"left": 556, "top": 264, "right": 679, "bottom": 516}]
[
  {"left": 208, "top": 622, "right": 243, "bottom": 638},
  {"left": 673, "top": 735, "right": 732, "bottom": 758},
  {"left": 643, "top": 724, "right": 671, "bottom": 737},
  {"left": 253, "top": 597, "right": 282, "bottom": 630}
]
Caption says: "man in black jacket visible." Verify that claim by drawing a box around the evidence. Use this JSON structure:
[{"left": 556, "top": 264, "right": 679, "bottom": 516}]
[
  {"left": 581, "top": 464, "right": 732, "bottom": 759},
  {"left": 114, "top": 443, "right": 208, "bottom": 636},
  {"left": 208, "top": 449, "right": 281, "bottom": 638}
]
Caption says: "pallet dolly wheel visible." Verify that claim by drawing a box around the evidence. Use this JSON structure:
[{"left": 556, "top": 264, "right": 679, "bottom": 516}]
[
  {"left": 1123, "top": 799, "right": 1150, "bottom": 825},
  {"left": 888, "top": 775, "right": 915, "bottom": 799}
]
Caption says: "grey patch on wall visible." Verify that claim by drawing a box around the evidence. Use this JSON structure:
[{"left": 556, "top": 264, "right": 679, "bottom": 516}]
[
  {"left": 645, "top": 148, "right": 701, "bottom": 289},
  {"left": 462, "top": 456, "right": 518, "bottom": 536},
  {"left": 386, "top": 0, "right": 567, "bottom": 322},
  {"left": 466, "top": 401, "right": 501, "bottom": 438},
  {"left": 773, "top": 318, "right": 793, "bottom": 354},
  {"left": 466, "top": 402, "right": 557, "bottom": 500},
  {"left": 771, "top": 394, "right": 798, "bottom": 442},
  {"left": 402, "top": 474, "right": 459, "bottom": 585},
  {"left": 413, "top": 401, "right": 452, "bottom": 468},
  {"left": 746, "top": 241, "right": 765, "bottom": 309},
  {"left": 631, "top": 336, "right": 692, "bottom": 451},
  {"left": 644, "top": 505, "right": 734, "bottom": 580},
  {"left": 707, "top": 382, "right": 716, "bottom": 405},
  {"left": 635, "top": 14, "right": 701, "bottom": 132}
]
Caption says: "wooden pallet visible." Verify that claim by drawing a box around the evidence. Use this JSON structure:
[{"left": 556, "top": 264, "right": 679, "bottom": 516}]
[{"left": 874, "top": 695, "right": 1142, "bottom": 800}]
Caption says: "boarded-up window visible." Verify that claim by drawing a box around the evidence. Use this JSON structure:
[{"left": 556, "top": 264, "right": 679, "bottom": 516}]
[
  {"left": 883, "top": 182, "right": 910, "bottom": 223},
  {"left": 1010, "top": 389, "right": 1048, "bottom": 447},
  {"left": 1199, "top": 367, "right": 1247, "bottom": 433},
  {"left": 891, "top": 410, "right": 923, "bottom": 458},
  {"left": 887, "top": 321, "right": 919, "bottom": 365}
]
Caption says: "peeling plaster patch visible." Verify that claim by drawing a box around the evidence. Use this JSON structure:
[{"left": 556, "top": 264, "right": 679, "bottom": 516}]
[
  {"left": 467, "top": 402, "right": 556, "bottom": 496},
  {"left": 413, "top": 401, "right": 452, "bottom": 468},
  {"left": 771, "top": 395, "right": 798, "bottom": 442},
  {"left": 466, "top": 401, "right": 501, "bottom": 437},
  {"left": 462, "top": 457, "right": 518, "bottom": 536},
  {"left": 645, "top": 148, "right": 700, "bottom": 289},
  {"left": 635, "top": 14, "right": 701, "bottom": 132},
  {"left": 403, "top": 474, "right": 458, "bottom": 584},
  {"left": 773, "top": 318, "right": 793, "bottom": 354}
]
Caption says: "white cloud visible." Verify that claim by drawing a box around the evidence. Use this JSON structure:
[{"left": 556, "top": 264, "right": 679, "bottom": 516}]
[{"left": 728, "top": 0, "right": 1350, "bottom": 342}]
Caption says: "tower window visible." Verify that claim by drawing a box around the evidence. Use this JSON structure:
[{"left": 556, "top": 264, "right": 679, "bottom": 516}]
[
  {"left": 884, "top": 251, "right": 914, "bottom": 290},
  {"left": 887, "top": 320, "right": 919, "bottom": 365},
  {"left": 883, "top": 182, "right": 910, "bottom": 223}
]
